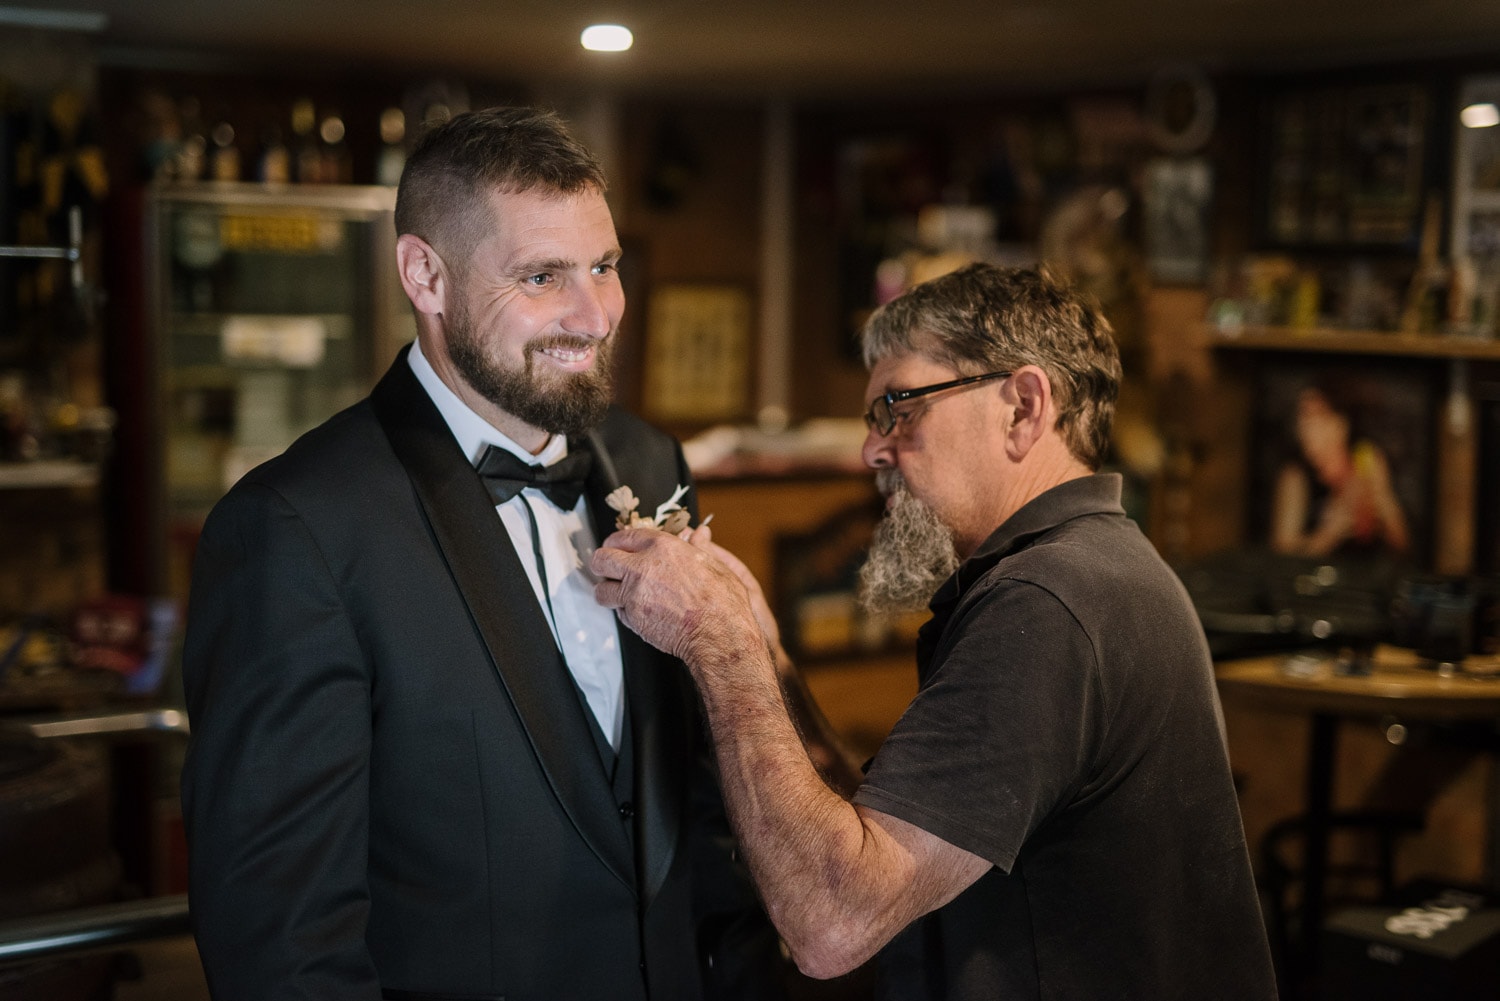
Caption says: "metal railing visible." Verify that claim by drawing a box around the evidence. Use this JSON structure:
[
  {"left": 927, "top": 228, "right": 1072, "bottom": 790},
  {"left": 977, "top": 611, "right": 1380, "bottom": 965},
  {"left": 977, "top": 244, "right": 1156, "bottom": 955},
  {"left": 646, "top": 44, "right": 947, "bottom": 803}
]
[
  {"left": 15, "top": 707, "right": 190, "bottom": 741},
  {"left": 0, "top": 895, "right": 191, "bottom": 965},
  {"left": 0, "top": 707, "right": 194, "bottom": 965},
  {"left": 0, "top": 206, "right": 86, "bottom": 288}
]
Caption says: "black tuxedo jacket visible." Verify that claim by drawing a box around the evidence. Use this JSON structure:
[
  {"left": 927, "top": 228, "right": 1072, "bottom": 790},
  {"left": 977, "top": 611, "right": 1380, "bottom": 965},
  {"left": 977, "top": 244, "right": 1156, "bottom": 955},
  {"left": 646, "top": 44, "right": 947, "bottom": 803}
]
[{"left": 181, "top": 350, "right": 780, "bottom": 1001}]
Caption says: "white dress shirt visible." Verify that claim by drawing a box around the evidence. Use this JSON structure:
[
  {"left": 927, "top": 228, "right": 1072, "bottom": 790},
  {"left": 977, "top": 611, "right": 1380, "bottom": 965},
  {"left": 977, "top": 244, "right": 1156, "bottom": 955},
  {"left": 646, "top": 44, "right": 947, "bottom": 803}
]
[{"left": 408, "top": 341, "right": 625, "bottom": 750}]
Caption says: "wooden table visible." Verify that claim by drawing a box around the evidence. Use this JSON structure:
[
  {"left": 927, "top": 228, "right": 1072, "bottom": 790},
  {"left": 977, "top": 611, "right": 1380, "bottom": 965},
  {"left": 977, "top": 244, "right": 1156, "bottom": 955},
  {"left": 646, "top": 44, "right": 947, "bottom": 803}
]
[
  {"left": 1216, "top": 646, "right": 1500, "bottom": 988},
  {"left": 1217, "top": 646, "right": 1500, "bottom": 721}
]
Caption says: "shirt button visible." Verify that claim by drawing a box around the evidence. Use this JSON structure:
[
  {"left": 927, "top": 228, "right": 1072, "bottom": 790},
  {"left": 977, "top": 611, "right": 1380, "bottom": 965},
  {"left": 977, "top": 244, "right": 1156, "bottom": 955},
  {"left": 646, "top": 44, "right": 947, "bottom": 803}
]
[{"left": 618, "top": 801, "right": 634, "bottom": 820}]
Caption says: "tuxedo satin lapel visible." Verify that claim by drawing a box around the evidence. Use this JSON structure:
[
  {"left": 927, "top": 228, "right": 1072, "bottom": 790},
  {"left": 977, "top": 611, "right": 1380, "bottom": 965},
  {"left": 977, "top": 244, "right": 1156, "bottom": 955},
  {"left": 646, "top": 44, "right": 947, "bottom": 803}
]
[
  {"left": 370, "top": 353, "right": 634, "bottom": 891},
  {"left": 581, "top": 429, "right": 622, "bottom": 546},
  {"left": 582, "top": 425, "right": 687, "bottom": 907}
]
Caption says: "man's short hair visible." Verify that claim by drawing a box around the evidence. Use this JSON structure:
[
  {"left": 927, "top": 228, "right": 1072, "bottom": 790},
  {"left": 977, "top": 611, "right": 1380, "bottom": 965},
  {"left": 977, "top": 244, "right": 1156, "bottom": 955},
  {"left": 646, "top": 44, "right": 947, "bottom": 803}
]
[
  {"left": 861, "top": 264, "right": 1122, "bottom": 470},
  {"left": 395, "top": 106, "right": 606, "bottom": 264}
]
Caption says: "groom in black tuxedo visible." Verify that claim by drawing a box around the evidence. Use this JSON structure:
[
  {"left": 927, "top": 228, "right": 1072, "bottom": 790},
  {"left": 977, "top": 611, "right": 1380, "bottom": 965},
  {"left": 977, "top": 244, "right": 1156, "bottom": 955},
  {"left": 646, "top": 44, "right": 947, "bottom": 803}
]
[{"left": 181, "top": 106, "right": 783, "bottom": 1001}]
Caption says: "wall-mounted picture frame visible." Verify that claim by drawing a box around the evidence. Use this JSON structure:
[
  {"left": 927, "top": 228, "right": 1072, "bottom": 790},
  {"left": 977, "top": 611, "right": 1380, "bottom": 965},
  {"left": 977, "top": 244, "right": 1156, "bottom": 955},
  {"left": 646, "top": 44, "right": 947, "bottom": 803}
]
[
  {"left": 642, "top": 283, "right": 753, "bottom": 424},
  {"left": 1261, "top": 82, "right": 1430, "bottom": 249},
  {"left": 1143, "top": 156, "right": 1213, "bottom": 284},
  {"left": 1248, "top": 361, "right": 1437, "bottom": 569}
]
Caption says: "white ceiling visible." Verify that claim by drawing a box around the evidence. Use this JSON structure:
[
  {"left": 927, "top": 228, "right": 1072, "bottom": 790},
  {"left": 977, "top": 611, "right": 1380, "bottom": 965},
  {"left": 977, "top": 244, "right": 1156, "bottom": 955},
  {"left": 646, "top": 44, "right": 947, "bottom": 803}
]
[{"left": 23, "top": 0, "right": 1500, "bottom": 96}]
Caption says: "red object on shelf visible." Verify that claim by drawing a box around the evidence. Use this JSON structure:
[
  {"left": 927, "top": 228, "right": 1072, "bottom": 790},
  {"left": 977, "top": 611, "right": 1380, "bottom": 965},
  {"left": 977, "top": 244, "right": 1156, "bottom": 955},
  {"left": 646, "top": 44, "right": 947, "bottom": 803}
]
[{"left": 70, "top": 593, "right": 176, "bottom": 693}]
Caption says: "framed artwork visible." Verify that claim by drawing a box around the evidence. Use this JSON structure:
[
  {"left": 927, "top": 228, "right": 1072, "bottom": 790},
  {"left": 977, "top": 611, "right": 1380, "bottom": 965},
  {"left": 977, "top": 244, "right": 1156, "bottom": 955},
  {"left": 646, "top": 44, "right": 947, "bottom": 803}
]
[
  {"left": 642, "top": 283, "right": 753, "bottom": 424},
  {"left": 1248, "top": 361, "right": 1437, "bottom": 568},
  {"left": 1262, "top": 83, "right": 1430, "bottom": 248},
  {"left": 1143, "top": 156, "right": 1213, "bottom": 284},
  {"left": 1343, "top": 86, "right": 1429, "bottom": 244}
]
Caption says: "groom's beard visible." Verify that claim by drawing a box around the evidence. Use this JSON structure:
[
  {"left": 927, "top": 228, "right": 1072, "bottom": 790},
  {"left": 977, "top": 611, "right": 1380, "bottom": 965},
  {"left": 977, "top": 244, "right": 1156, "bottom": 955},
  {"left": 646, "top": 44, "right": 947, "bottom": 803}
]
[{"left": 857, "top": 469, "right": 960, "bottom": 615}]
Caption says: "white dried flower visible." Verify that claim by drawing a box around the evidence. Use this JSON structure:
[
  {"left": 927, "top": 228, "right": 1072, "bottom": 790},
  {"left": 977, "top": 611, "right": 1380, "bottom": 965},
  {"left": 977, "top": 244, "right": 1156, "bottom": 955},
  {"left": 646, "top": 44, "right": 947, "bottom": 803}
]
[
  {"left": 608, "top": 482, "right": 700, "bottom": 532},
  {"left": 652, "top": 483, "right": 691, "bottom": 525},
  {"left": 605, "top": 485, "right": 639, "bottom": 515}
]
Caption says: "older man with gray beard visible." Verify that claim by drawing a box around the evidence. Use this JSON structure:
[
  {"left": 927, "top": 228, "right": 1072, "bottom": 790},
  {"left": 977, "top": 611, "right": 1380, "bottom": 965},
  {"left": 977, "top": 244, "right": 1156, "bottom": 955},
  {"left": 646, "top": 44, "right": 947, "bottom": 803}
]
[
  {"left": 857, "top": 467, "right": 960, "bottom": 616},
  {"left": 594, "top": 264, "right": 1277, "bottom": 1001}
]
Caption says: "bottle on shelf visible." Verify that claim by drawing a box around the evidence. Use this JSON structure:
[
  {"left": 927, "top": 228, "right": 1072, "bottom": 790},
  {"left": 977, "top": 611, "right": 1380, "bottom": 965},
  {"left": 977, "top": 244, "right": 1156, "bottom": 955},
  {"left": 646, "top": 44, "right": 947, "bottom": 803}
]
[
  {"left": 290, "top": 97, "right": 322, "bottom": 184},
  {"left": 318, "top": 110, "right": 352, "bottom": 184},
  {"left": 174, "top": 97, "right": 206, "bottom": 182},
  {"left": 208, "top": 112, "right": 240, "bottom": 182},
  {"left": 256, "top": 126, "right": 291, "bottom": 184},
  {"left": 0, "top": 371, "right": 39, "bottom": 462},
  {"left": 376, "top": 106, "right": 406, "bottom": 187}
]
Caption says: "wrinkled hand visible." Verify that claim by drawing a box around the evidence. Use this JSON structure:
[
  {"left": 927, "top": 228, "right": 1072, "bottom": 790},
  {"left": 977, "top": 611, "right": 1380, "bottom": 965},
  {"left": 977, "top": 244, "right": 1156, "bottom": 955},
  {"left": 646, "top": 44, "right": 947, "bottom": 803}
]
[
  {"left": 592, "top": 527, "right": 764, "bottom": 668},
  {"left": 682, "top": 524, "right": 783, "bottom": 654}
]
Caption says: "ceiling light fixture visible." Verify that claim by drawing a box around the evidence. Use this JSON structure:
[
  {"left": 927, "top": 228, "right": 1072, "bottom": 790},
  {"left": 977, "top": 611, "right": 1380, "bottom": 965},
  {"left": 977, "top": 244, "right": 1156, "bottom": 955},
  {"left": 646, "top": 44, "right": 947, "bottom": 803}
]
[
  {"left": 1460, "top": 102, "right": 1500, "bottom": 129},
  {"left": 581, "top": 24, "right": 633, "bottom": 52}
]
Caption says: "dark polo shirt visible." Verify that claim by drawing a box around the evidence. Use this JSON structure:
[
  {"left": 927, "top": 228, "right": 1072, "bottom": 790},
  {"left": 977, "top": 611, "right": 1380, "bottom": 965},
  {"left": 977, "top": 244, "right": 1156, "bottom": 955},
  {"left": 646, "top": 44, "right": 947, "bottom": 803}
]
[{"left": 854, "top": 473, "right": 1276, "bottom": 1000}]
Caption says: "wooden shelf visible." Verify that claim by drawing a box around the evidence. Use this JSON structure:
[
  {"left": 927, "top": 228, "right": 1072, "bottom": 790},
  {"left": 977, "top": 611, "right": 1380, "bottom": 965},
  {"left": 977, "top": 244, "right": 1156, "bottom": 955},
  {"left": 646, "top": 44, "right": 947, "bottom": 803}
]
[
  {"left": 0, "top": 460, "right": 100, "bottom": 490},
  {"left": 1467, "top": 190, "right": 1500, "bottom": 213},
  {"left": 1207, "top": 326, "right": 1500, "bottom": 361}
]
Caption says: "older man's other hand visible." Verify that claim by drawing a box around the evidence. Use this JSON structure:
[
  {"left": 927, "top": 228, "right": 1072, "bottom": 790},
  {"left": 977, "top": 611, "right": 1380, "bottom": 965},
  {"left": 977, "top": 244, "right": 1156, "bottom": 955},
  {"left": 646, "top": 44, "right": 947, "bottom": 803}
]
[{"left": 592, "top": 527, "right": 764, "bottom": 669}]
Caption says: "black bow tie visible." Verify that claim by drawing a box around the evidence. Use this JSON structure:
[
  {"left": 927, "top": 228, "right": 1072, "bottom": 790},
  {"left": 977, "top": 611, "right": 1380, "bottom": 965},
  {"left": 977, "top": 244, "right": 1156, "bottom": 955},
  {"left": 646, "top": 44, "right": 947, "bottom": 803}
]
[{"left": 476, "top": 445, "right": 593, "bottom": 510}]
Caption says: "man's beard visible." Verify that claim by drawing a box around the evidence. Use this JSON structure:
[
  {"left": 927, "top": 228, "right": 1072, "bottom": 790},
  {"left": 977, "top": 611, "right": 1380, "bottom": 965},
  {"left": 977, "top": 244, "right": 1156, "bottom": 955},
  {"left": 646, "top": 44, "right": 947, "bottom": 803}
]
[
  {"left": 448, "top": 297, "right": 615, "bottom": 438},
  {"left": 857, "top": 469, "right": 960, "bottom": 615}
]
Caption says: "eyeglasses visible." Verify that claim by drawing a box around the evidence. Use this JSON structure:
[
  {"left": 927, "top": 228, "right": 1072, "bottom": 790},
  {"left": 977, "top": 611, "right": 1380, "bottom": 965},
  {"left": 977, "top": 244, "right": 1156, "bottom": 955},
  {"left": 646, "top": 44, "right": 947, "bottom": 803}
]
[{"left": 863, "top": 370, "right": 1012, "bottom": 437}]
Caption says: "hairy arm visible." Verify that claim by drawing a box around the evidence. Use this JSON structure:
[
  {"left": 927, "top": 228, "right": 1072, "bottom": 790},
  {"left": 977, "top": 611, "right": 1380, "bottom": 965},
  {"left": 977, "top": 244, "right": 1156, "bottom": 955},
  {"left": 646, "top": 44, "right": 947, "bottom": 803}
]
[
  {"left": 686, "top": 525, "right": 864, "bottom": 796},
  {"left": 594, "top": 529, "right": 988, "bottom": 977}
]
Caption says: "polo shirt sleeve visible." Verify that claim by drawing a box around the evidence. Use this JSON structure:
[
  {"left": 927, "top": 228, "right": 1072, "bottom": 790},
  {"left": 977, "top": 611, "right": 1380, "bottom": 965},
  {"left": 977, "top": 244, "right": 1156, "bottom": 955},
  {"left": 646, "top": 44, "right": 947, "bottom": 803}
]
[{"left": 852, "top": 576, "right": 1101, "bottom": 872}]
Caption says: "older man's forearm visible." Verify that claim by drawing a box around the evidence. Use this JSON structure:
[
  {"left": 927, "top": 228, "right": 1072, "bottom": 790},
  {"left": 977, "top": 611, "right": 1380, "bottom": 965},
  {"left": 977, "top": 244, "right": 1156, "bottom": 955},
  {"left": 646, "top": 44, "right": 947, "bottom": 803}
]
[{"left": 685, "top": 642, "right": 914, "bottom": 978}]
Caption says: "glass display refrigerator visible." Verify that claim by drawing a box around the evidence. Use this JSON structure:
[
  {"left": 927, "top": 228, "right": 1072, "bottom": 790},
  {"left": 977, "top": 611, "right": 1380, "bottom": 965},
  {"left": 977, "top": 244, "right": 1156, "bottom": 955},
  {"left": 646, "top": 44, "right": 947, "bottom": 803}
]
[{"left": 144, "top": 182, "right": 413, "bottom": 604}]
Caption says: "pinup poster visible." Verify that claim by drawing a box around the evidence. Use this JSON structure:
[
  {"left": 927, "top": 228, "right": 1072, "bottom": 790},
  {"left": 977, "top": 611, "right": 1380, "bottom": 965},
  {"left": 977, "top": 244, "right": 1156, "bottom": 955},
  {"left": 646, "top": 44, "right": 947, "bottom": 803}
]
[{"left": 1250, "top": 363, "right": 1435, "bottom": 567}]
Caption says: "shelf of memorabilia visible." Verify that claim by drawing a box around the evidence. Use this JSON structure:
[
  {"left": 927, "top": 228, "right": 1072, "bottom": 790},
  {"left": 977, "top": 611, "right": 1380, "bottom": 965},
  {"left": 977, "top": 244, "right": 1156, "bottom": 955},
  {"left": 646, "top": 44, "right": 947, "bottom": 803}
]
[{"left": 1205, "top": 326, "right": 1500, "bottom": 361}]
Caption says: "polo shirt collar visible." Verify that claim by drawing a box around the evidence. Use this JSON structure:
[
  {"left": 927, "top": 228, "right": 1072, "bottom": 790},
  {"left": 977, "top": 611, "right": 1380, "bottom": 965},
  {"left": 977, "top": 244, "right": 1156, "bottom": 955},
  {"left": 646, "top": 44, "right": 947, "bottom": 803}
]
[
  {"left": 915, "top": 473, "right": 1125, "bottom": 677},
  {"left": 932, "top": 472, "right": 1126, "bottom": 608}
]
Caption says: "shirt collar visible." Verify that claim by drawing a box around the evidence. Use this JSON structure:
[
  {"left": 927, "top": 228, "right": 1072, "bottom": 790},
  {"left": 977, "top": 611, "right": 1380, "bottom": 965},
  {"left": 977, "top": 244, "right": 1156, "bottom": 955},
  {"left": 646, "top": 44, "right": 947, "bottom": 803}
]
[
  {"left": 407, "top": 338, "right": 569, "bottom": 468},
  {"left": 933, "top": 472, "right": 1127, "bottom": 606}
]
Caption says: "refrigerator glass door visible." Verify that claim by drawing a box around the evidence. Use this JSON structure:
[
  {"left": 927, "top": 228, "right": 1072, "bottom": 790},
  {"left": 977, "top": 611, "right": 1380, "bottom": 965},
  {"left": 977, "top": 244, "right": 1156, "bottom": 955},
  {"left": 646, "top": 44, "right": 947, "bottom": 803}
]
[{"left": 149, "top": 183, "right": 411, "bottom": 599}]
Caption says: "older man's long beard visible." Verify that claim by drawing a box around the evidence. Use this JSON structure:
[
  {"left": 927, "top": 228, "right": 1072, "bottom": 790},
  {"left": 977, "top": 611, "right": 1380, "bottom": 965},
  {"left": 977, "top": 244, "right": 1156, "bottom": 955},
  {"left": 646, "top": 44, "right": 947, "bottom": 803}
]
[
  {"left": 448, "top": 299, "right": 615, "bottom": 437},
  {"left": 857, "top": 470, "right": 960, "bottom": 615}
]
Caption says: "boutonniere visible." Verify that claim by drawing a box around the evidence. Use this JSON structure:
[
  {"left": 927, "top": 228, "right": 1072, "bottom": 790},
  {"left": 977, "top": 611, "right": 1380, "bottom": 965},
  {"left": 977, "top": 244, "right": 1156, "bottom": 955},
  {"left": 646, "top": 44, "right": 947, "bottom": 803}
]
[{"left": 605, "top": 483, "right": 700, "bottom": 534}]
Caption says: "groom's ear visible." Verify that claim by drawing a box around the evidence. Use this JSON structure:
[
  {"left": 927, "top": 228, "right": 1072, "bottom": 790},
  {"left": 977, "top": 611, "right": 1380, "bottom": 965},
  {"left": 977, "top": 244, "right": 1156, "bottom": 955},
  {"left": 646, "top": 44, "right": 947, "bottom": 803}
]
[{"left": 397, "top": 234, "right": 448, "bottom": 316}]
